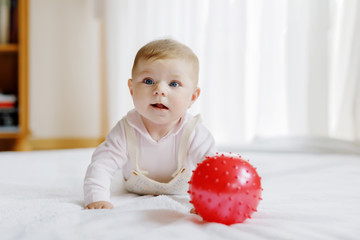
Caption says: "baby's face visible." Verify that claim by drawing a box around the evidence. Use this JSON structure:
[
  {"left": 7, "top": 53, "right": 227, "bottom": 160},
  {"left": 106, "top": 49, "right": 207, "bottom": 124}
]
[{"left": 129, "top": 58, "right": 200, "bottom": 127}]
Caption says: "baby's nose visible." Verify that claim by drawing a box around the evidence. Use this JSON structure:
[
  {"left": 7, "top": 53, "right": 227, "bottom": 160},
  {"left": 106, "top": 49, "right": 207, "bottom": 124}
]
[{"left": 153, "top": 83, "right": 167, "bottom": 96}]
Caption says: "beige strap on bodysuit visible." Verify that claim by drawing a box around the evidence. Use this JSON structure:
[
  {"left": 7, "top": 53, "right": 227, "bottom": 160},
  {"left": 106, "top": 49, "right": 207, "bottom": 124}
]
[
  {"left": 171, "top": 114, "right": 201, "bottom": 177},
  {"left": 122, "top": 118, "right": 149, "bottom": 175}
]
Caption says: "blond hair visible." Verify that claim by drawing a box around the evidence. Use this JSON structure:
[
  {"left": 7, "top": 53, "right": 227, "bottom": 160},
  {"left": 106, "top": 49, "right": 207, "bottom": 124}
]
[{"left": 132, "top": 39, "right": 199, "bottom": 84}]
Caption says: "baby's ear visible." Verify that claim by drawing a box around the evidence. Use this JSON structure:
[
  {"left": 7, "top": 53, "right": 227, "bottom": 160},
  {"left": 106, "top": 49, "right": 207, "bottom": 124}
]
[
  {"left": 190, "top": 87, "right": 201, "bottom": 106},
  {"left": 128, "top": 79, "right": 133, "bottom": 95}
]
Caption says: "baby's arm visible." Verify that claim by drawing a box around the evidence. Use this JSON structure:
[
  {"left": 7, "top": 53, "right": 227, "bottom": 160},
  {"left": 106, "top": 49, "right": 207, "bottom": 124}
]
[
  {"left": 85, "top": 201, "right": 114, "bottom": 209},
  {"left": 84, "top": 146, "right": 119, "bottom": 209},
  {"left": 84, "top": 122, "right": 127, "bottom": 209}
]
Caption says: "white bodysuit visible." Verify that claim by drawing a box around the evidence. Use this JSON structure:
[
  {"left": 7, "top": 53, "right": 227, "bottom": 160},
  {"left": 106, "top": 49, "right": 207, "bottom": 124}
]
[{"left": 84, "top": 109, "right": 216, "bottom": 206}]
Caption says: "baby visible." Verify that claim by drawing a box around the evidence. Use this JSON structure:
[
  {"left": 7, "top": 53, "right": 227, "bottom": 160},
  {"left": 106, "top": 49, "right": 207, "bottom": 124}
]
[{"left": 84, "top": 39, "right": 216, "bottom": 209}]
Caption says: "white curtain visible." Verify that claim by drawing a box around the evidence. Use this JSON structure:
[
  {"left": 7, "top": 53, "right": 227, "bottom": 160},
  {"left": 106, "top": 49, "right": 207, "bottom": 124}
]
[{"left": 103, "top": 0, "right": 360, "bottom": 149}]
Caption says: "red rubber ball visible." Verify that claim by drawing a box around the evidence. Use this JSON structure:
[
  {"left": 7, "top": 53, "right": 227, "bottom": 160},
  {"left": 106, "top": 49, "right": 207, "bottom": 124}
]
[{"left": 188, "top": 153, "right": 263, "bottom": 225}]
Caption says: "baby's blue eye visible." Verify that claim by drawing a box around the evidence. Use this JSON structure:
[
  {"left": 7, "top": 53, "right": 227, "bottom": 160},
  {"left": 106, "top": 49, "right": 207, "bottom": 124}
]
[
  {"left": 144, "top": 79, "right": 154, "bottom": 85},
  {"left": 169, "top": 81, "right": 179, "bottom": 87}
]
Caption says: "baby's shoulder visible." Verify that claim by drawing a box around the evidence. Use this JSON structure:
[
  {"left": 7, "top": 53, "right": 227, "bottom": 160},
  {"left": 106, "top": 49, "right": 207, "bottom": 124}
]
[
  {"left": 105, "top": 118, "right": 127, "bottom": 140},
  {"left": 184, "top": 114, "right": 213, "bottom": 140}
]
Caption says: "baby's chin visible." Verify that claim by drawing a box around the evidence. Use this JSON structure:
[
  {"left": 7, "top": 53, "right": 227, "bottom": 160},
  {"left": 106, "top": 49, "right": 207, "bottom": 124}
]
[{"left": 141, "top": 114, "right": 182, "bottom": 127}]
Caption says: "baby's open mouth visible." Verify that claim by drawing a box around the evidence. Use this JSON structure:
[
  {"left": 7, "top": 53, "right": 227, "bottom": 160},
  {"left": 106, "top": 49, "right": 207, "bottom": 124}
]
[{"left": 151, "top": 103, "right": 168, "bottom": 110}]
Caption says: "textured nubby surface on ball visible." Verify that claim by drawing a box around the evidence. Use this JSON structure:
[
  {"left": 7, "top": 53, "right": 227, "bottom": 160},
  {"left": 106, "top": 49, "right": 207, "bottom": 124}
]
[{"left": 188, "top": 153, "right": 263, "bottom": 225}]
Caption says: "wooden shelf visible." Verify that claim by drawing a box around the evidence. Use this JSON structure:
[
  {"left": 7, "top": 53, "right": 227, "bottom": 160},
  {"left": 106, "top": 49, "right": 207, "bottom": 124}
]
[
  {"left": 0, "top": 126, "right": 20, "bottom": 137},
  {"left": 0, "top": 0, "right": 30, "bottom": 151},
  {"left": 0, "top": 44, "right": 19, "bottom": 52}
]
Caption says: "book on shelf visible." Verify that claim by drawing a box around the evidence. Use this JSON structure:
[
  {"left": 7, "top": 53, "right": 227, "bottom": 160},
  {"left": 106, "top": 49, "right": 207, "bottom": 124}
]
[
  {"left": 0, "top": 93, "right": 18, "bottom": 129},
  {"left": 0, "top": 0, "right": 18, "bottom": 44}
]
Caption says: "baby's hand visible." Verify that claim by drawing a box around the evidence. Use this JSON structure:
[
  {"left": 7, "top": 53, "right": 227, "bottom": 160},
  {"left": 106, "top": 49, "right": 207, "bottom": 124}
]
[
  {"left": 85, "top": 201, "right": 114, "bottom": 210},
  {"left": 190, "top": 208, "right": 198, "bottom": 214}
]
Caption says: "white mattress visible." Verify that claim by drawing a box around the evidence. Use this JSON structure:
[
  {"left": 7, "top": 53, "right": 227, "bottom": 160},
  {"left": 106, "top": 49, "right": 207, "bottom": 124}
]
[{"left": 0, "top": 147, "right": 359, "bottom": 239}]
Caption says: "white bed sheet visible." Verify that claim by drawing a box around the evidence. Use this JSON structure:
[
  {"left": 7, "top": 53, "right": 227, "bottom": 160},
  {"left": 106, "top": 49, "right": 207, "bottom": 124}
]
[{"left": 0, "top": 148, "right": 359, "bottom": 240}]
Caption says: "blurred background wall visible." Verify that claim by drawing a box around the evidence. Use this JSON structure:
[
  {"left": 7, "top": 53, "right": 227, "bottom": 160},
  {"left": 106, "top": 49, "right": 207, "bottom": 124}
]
[{"left": 29, "top": 0, "right": 104, "bottom": 149}]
